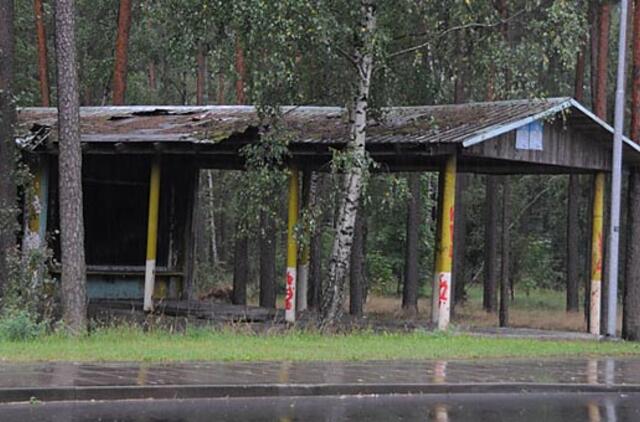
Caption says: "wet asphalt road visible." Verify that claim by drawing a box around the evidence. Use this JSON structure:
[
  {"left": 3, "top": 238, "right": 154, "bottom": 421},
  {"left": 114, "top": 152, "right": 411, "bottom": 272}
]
[{"left": 1, "top": 392, "right": 638, "bottom": 422}]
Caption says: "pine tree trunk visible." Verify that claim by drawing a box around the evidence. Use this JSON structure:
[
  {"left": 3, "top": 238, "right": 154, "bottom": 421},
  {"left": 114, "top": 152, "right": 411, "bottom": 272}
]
[
  {"left": 452, "top": 173, "right": 467, "bottom": 309},
  {"left": 232, "top": 226, "right": 248, "bottom": 305},
  {"left": 483, "top": 175, "right": 498, "bottom": 312},
  {"left": 320, "top": 0, "right": 375, "bottom": 329},
  {"left": 567, "top": 174, "right": 580, "bottom": 312},
  {"left": 148, "top": 61, "right": 157, "bottom": 91},
  {"left": 402, "top": 173, "right": 420, "bottom": 314},
  {"left": 0, "top": 0, "right": 17, "bottom": 299},
  {"left": 623, "top": 0, "right": 640, "bottom": 340},
  {"left": 234, "top": 38, "right": 246, "bottom": 105},
  {"left": 566, "top": 41, "right": 587, "bottom": 313},
  {"left": 54, "top": 0, "right": 87, "bottom": 334},
  {"left": 259, "top": 211, "right": 276, "bottom": 308},
  {"left": 349, "top": 201, "right": 365, "bottom": 317},
  {"left": 308, "top": 175, "right": 325, "bottom": 310},
  {"left": 206, "top": 171, "right": 218, "bottom": 265},
  {"left": 624, "top": 168, "right": 640, "bottom": 340},
  {"left": 112, "top": 0, "right": 132, "bottom": 105},
  {"left": 196, "top": 44, "right": 207, "bottom": 105},
  {"left": 595, "top": 3, "right": 610, "bottom": 119},
  {"left": 499, "top": 178, "right": 510, "bottom": 327},
  {"left": 34, "top": 0, "right": 50, "bottom": 107}
]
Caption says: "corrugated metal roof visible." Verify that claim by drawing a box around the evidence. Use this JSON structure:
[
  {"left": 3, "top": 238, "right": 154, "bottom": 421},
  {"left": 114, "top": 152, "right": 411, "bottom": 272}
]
[{"left": 16, "top": 97, "right": 638, "bottom": 152}]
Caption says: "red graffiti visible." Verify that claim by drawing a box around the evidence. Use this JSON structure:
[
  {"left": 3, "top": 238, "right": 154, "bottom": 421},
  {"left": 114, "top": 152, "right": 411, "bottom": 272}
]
[
  {"left": 449, "top": 206, "right": 455, "bottom": 258},
  {"left": 285, "top": 271, "right": 294, "bottom": 311},
  {"left": 438, "top": 274, "right": 449, "bottom": 307},
  {"left": 594, "top": 232, "right": 603, "bottom": 276}
]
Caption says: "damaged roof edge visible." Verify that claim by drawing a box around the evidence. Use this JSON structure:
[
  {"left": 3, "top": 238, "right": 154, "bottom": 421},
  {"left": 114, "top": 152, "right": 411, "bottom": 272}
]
[
  {"left": 461, "top": 98, "right": 572, "bottom": 148},
  {"left": 461, "top": 98, "right": 640, "bottom": 154}
]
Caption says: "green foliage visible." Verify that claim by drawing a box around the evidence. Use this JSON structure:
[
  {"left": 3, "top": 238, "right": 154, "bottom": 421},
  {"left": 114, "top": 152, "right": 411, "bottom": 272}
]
[{"left": 0, "top": 308, "right": 45, "bottom": 341}]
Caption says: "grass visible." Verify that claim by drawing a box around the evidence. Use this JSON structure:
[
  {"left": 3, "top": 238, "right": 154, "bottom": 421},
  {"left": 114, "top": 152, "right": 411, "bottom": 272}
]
[
  {"left": 366, "top": 286, "right": 604, "bottom": 332},
  {"left": 0, "top": 327, "right": 639, "bottom": 363}
]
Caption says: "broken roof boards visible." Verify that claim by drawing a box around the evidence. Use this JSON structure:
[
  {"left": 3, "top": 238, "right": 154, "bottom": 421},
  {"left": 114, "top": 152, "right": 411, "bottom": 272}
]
[{"left": 16, "top": 97, "right": 640, "bottom": 174}]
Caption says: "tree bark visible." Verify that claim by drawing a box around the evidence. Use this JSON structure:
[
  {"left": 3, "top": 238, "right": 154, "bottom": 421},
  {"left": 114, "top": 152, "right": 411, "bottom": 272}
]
[
  {"left": 112, "top": 0, "right": 132, "bottom": 105},
  {"left": 594, "top": 2, "right": 610, "bottom": 119},
  {"left": 34, "top": 0, "right": 50, "bottom": 107},
  {"left": 349, "top": 201, "right": 366, "bottom": 317},
  {"left": 0, "top": 0, "right": 17, "bottom": 299},
  {"left": 624, "top": 168, "right": 640, "bottom": 340},
  {"left": 402, "top": 173, "right": 420, "bottom": 314},
  {"left": 259, "top": 211, "right": 276, "bottom": 308},
  {"left": 566, "top": 42, "right": 587, "bottom": 313},
  {"left": 320, "top": 0, "right": 375, "bottom": 329},
  {"left": 452, "top": 173, "right": 467, "bottom": 309},
  {"left": 483, "top": 175, "right": 498, "bottom": 312},
  {"left": 148, "top": 61, "right": 157, "bottom": 92},
  {"left": 54, "top": 0, "right": 87, "bottom": 334},
  {"left": 196, "top": 44, "right": 207, "bottom": 105},
  {"left": 231, "top": 37, "right": 248, "bottom": 304},
  {"left": 308, "top": 175, "right": 325, "bottom": 310},
  {"left": 632, "top": 0, "right": 640, "bottom": 142},
  {"left": 567, "top": 174, "right": 580, "bottom": 312},
  {"left": 232, "top": 225, "right": 248, "bottom": 305},
  {"left": 623, "top": 0, "right": 640, "bottom": 340},
  {"left": 206, "top": 171, "right": 218, "bottom": 265},
  {"left": 499, "top": 178, "right": 510, "bottom": 327},
  {"left": 234, "top": 37, "right": 246, "bottom": 105}
]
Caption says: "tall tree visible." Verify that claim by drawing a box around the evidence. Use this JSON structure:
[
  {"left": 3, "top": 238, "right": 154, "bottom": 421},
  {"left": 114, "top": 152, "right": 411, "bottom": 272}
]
[
  {"left": 402, "top": 173, "right": 420, "bottom": 315},
  {"left": 623, "top": 0, "right": 640, "bottom": 341},
  {"left": 499, "top": 179, "right": 510, "bottom": 327},
  {"left": 320, "top": 0, "right": 376, "bottom": 328},
  {"left": 34, "top": 0, "right": 50, "bottom": 106},
  {"left": 196, "top": 43, "right": 207, "bottom": 105},
  {"left": 54, "top": 0, "right": 87, "bottom": 334},
  {"left": 232, "top": 36, "right": 249, "bottom": 305},
  {"left": 112, "top": 0, "right": 132, "bottom": 105},
  {"left": 566, "top": 38, "right": 587, "bottom": 313},
  {"left": 0, "top": 0, "right": 17, "bottom": 299}
]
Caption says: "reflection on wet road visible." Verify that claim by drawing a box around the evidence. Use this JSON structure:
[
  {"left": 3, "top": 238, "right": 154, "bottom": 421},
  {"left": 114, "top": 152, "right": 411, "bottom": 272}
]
[{"left": 1, "top": 393, "right": 639, "bottom": 422}]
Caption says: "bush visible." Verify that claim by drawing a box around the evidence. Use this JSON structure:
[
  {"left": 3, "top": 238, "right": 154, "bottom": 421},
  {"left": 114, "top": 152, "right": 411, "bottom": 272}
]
[{"left": 0, "top": 309, "right": 45, "bottom": 341}]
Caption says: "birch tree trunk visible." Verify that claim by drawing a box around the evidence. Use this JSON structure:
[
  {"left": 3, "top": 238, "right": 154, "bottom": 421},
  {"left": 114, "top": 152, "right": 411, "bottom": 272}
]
[
  {"left": 54, "top": 0, "right": 87, "bottom": 334},
  {"left": 112, "top": 0, "right": 132, "bottom": 105},
  {"left": 34, "top": 0, "right": 50, "bottom": 107},
  {"left": 0, "top": 0, "right": 17, "bottom": 299},
  {"left": 319, "top": 0, "right": 376, "bottom": 329}
]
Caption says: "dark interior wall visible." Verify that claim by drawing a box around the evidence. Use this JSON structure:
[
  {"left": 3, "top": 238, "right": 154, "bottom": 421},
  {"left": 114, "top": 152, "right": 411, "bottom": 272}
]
[
  {"left": 83, "top": 155, "right": 150, "bottom": 266},
  {"left": 47, "top": 154, "right": 195, "bottom": 270}
]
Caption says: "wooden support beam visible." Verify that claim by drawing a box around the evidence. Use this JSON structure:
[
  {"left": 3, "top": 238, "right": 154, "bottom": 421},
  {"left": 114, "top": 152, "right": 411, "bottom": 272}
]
[
  {"left": 284, "top": 166, "right": 300, "bottom": 323},
  {"left": 143, "top": 156, "right": 162, "bottom": 312},
  {"left": 432, "top": 154, "right": 457, "bottom": 330},
  {"left": 589, "top": 172, "right": 605, "bottom": 335}
]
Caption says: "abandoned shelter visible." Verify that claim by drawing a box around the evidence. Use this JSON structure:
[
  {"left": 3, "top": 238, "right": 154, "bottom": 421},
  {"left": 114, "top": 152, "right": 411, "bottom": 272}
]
[{"left": 15, "top": 97, "right": 640, "bottom": 332}]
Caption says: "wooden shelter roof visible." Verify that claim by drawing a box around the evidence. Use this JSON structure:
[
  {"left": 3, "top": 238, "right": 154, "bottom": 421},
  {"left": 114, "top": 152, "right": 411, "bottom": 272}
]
[{"left": 16, "top": 98, "right": 640, "bottom": 173}]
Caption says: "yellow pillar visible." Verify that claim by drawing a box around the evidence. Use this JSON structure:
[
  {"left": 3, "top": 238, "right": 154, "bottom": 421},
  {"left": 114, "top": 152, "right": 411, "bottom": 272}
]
[
  {"left": 433, "top": 155, "right": 457, "bottom": 330},
  {"left": 285, "top": 167, "right": 300, "bottom": 323},
  {"left": 144, "top": 157, "right": 162, "bottom": 312},
  {"left": 589, "top": 172, "right": 605, "bottom": 335}
]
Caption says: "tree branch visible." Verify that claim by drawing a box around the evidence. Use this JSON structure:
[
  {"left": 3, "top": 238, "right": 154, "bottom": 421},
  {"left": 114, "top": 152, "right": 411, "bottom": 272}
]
[{"left": 388, "top": 9, "right": 526, "bottom": 60}]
